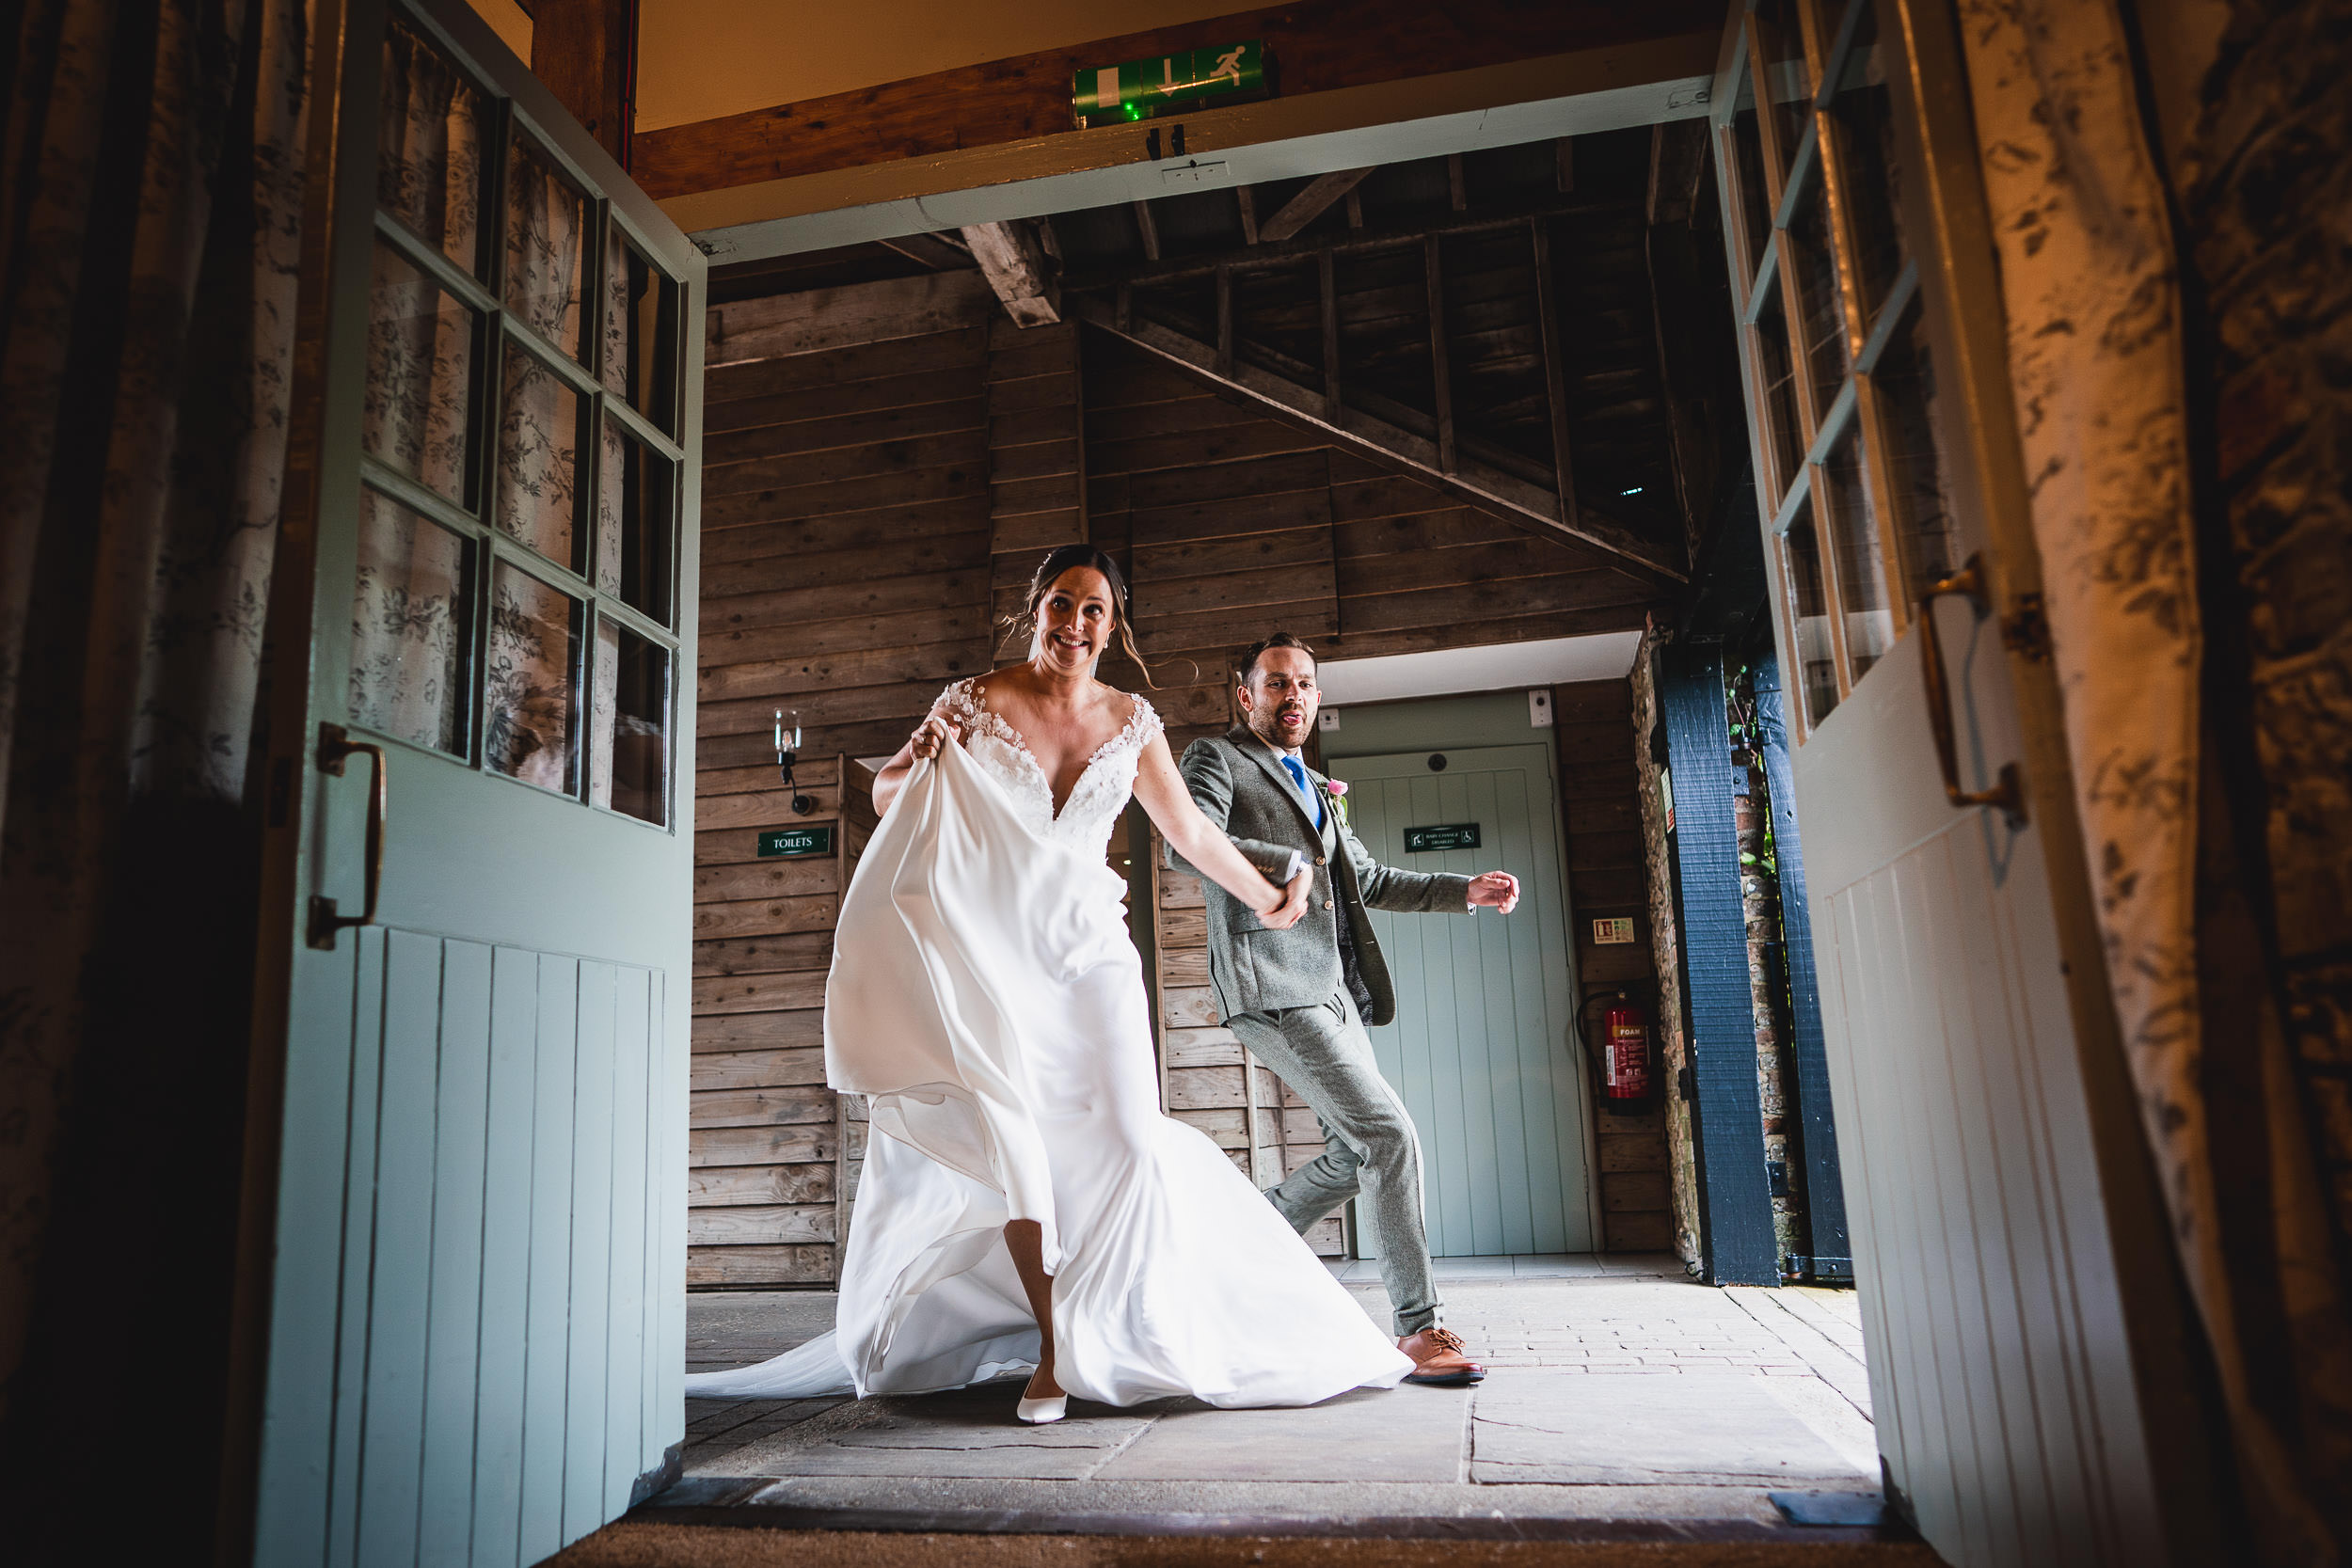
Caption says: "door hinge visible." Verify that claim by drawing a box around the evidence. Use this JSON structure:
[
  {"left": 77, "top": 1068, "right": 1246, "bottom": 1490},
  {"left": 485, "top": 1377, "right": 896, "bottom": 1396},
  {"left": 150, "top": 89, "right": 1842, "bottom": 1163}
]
[{"left": 2000, "top": 593, "right": 2051, "bottom": 661}]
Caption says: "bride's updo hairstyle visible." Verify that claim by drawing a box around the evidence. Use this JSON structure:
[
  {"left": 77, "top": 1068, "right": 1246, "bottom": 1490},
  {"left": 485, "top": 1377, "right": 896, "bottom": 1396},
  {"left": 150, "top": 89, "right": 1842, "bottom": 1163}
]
[{"left": 1007, "top": 543, "right": 1158, "bottom": 687}]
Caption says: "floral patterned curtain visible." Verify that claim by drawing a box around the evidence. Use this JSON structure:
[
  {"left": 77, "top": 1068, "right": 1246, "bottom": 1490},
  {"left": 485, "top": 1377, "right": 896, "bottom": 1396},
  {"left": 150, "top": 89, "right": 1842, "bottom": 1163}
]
[{"left": 0, "top": 0, "right": 315, "bottom": 1536}]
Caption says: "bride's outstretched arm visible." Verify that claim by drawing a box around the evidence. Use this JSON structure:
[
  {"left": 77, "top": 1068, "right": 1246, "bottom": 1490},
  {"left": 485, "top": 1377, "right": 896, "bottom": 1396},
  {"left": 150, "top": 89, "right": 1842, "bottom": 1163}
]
[{"left": 1134, "top": 733, "right": 1311, "bottom": 929}]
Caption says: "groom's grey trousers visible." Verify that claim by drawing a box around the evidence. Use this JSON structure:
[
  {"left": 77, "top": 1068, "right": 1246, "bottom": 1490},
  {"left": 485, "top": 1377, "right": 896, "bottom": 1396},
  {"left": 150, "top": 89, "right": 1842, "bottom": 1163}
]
[{"left": 1224, "top": 990, "right": 1439, "bottom": 1338}]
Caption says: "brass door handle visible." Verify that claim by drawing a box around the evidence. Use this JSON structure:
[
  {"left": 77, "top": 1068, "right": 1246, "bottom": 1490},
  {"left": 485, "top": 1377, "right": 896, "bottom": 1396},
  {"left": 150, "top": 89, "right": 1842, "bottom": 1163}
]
[
  {"left": 309, "top": 722, "right": 387, "bottom": 949},
  {"left": 1916, "top": 553, "right": 2027, "bottom": 826}
]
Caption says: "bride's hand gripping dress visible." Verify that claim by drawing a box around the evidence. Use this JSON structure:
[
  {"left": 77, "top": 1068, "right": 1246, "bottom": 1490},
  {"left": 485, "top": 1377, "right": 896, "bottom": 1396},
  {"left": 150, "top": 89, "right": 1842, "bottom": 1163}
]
[{"left": 683, "top": 676, "right": 1413, "bottom": 1409}]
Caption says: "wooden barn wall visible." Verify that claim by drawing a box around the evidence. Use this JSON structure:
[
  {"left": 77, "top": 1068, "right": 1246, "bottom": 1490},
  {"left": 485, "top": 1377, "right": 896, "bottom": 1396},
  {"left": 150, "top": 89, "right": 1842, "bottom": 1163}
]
[
  {"left": 688, "top": 287, "right": 1672, "bottom": 1286},
  {"left": 1552, "top": 677, "right": 1674, "bottom": 1253},
  {"left": 690, "top": 279, "right": 1000, "bottom": 1288}
]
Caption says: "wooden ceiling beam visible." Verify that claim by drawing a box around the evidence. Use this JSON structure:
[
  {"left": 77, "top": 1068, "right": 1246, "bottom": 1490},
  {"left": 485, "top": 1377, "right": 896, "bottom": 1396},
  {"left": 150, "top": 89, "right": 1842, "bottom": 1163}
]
[
  {"left": 1531, "top": 216, "right": 1583, "bottom": 534},
  {"left": 631, "top": 0, "right": 1726, "bottom": 202},
  {"left": 960, "top": 220, "right": 1060, "bottom": 326},
  {"left": 1259, "top": 166, "right": 1375, "bottom": 243},
  {"left": 1063, "top": 194, "right": 1639, "bottom": 289},
  {"left": 1072, "top": 296, "right": 1684, "bottom": 583},
  {"left": 877, "top": 230, "right": 975, "bottom": 271},
  {"left": 531, "top": 0, "right": 633, "bottom": 165},
  {"left": 1425, "top": 235, "right": 1455, "bottom": 474}
]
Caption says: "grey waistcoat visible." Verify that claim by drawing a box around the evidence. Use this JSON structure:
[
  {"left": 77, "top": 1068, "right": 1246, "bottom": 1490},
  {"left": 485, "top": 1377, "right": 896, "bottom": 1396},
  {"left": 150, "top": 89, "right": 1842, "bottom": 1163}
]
[{"left": 1174, "top": 726, "right": 1472, "bottom": 1028}]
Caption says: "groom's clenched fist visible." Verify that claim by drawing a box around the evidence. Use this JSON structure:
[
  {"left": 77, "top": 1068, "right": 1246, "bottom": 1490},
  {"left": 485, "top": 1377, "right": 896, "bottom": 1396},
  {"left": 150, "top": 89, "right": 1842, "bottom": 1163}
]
[{"left": 1467, "top": 871, "right": 1519, "bottom": 913}]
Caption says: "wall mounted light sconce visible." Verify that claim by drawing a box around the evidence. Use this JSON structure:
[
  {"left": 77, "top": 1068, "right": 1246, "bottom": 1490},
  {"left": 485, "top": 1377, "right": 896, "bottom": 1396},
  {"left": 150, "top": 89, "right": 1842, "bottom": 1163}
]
[{"left": 773, "top": 709, "right": 814, "bottom": 816}]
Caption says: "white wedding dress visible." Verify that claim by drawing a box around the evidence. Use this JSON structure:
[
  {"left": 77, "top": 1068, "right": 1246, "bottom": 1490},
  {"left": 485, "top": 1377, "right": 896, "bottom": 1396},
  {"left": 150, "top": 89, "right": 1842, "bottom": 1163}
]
[{"left": 685, "top": 677, "right": 1412, "bottom": 1408}]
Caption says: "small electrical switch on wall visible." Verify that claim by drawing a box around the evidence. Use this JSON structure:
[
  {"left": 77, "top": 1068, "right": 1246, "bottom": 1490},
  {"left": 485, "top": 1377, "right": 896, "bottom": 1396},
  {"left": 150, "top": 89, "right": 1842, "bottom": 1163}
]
[
  {"left": 1528, "top": 689, "right": 1553, "bottom": 728},
  {"left": 1316, "top": 708, "right": 1341, "bottom": 732}
]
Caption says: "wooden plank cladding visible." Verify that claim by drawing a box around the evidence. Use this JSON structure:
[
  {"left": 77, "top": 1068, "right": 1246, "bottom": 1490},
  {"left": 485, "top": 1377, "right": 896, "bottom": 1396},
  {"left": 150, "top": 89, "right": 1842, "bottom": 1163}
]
[
  {"left": 1553, "top": 676, "right": 1674, "bottom": 1253},
  {"left": 691, "top": 275, "right": 1001, "bottom": 1288},
  {"left": 1151, "top": 844, "right": 1344, "bottom": 1258},
  {"left": 1084, "top": 333, "right": 1659, "bottom": 754}
]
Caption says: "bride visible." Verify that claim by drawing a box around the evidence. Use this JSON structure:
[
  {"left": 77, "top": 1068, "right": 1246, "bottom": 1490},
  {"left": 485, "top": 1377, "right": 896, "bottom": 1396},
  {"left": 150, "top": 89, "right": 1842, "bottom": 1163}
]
[{"left": 686, "top": 545, "right": 1413, "bottom": 1422}]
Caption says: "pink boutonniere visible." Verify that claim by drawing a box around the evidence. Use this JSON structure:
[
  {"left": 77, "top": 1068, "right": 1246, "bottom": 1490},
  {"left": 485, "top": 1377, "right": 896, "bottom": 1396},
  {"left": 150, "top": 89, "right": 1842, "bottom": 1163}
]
[{"left": 1320, "top": 777, "right": 1351, "bottom": 831}]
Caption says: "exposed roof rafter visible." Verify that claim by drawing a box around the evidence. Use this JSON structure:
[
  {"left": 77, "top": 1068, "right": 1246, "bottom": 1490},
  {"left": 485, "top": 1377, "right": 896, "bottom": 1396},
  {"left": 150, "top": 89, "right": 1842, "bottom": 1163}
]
[
  {"left": 1073, "top": 296, "right": 1685, "bottom": 584},
  {"left": 1259, "top": 166, "right": 1375, "bottom": 243}
]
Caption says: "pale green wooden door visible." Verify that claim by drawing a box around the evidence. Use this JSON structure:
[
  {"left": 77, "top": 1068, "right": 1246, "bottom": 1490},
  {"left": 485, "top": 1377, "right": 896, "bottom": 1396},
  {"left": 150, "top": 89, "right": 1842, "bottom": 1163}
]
[
  {"left": 246, "top": 3, "right": 702, "bottom": 1563},
  {"left": 1330, "top": 745, "right": 1597, "bottom": 1257}
]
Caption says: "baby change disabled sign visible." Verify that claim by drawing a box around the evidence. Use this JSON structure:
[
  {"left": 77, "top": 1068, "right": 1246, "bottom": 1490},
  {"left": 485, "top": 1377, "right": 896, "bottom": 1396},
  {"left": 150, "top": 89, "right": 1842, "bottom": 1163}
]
[{"left": 757, "top": 826, "right": 834, "bottom": 859}]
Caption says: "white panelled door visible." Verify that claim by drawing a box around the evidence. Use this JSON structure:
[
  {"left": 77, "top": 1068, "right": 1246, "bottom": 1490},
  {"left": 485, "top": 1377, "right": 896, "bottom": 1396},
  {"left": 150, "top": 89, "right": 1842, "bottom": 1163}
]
[
  {"left": 244, "top": 3, "right": 704, "bottom": 1564},
  {"left": 1330, "top": 744, "right": 1597, "bottom": 1258}
]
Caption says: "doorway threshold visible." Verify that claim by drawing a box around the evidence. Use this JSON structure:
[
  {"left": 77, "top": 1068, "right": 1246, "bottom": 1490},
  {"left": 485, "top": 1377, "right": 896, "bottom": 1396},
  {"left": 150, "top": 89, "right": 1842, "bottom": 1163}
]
[{"left": 620, "top": 1259, "right": 1915, "bottom": 1551}]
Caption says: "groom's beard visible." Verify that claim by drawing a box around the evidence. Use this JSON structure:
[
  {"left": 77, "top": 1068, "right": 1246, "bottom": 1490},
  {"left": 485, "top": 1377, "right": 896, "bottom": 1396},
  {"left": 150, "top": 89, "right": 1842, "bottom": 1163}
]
[{"left": 1245, "top": 703, "right": 1307, "bottom": 754}]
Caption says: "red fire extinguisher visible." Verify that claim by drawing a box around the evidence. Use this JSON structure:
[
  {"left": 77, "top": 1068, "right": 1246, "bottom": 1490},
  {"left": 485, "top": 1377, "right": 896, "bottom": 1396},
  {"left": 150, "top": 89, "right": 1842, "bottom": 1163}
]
[{"left": 1600, "top": 990, "right": 1653, "bottom": 1109}]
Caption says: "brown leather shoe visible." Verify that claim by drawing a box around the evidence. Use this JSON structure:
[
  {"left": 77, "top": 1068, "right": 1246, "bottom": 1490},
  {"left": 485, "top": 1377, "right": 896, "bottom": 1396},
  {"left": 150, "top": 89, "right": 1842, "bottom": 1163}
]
[{"left": 1397, "top": 1326, "right": 1486, "bottom": 1386}]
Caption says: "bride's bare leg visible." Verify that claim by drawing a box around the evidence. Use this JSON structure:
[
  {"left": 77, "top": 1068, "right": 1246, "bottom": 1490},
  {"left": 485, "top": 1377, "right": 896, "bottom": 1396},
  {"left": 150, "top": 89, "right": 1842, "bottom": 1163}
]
[{"left": 1004, "top": 1220, "right": 1061, "bottom": 1399}]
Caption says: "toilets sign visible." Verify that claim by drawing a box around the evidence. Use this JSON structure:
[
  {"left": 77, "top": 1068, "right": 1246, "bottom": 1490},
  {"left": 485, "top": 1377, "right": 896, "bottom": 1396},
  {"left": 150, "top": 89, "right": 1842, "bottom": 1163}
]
[
  {"left": 1073, "top": 41, "right": 1267, "bottom": 129},
  {"left": 756, "top": 826, "right": 834, "bottom": 859}
]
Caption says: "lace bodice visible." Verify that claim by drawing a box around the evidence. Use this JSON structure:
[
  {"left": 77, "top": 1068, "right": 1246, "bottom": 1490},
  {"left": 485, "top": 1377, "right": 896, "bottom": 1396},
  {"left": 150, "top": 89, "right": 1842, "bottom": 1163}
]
[{"left": 930, "top": 676, "right": 1162, "bottom": 854}]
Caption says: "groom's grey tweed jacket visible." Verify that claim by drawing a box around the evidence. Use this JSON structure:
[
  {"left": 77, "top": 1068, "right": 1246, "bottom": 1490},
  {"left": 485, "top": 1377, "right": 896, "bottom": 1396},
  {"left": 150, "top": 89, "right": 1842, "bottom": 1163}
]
[{"left": 1176, "top": 726, "right": 1471, "bottom": 1028}]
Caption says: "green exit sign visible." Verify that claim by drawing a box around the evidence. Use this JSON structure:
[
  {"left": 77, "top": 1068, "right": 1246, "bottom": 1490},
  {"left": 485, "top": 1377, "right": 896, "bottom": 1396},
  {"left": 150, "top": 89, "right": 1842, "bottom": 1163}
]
[
  {"left": 756, "top": 826, "right": 834, "bottom": 859},
  {"left": 1073, "top": 41, "right": 1268, "bottom": 129},
  {"left": 1403, "top": 823, "right": 1482, "bottom": 854}
]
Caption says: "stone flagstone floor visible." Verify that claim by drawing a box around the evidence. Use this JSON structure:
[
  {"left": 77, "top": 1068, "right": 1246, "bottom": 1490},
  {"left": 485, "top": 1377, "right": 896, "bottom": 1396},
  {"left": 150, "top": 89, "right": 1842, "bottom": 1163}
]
[{"left": 648, "top": 1255, "right": 1886, "bottom": 1536}]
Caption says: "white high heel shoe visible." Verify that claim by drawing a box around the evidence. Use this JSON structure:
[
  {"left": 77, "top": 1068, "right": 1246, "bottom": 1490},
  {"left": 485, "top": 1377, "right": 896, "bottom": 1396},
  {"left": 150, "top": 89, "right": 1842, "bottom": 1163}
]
[{"left": 1016, "top": 1371, "right": 1066, "bottom": 1425}]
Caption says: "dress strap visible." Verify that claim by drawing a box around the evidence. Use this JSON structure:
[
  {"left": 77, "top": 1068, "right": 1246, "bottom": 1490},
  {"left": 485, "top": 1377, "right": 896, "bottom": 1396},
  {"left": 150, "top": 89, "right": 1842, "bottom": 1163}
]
[
  {"left": 1124, "top": 692, "right": 1164, "bottom": 749},
  {"left": 930, "top": 676, "right": 984, "bottom": 725}
]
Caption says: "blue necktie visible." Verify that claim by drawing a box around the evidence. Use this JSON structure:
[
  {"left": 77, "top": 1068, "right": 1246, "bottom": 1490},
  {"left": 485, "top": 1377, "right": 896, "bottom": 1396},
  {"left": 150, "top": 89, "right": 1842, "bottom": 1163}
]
[{"left": 1280, "top": 753, "right": 1323, "bottom": 829}]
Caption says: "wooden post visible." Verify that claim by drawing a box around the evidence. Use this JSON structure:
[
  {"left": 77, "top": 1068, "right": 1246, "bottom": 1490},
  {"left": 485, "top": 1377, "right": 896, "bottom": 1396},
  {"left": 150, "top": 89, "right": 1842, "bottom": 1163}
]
[
  {"left": 1133, "top": 198, "right": 1162, "bottom": 261},
  {"left": 1532, "top": 217, "right": 1581, "bottom": 529},
  {"left": 1424, "top": 235, "right": 1454, "bottom": 474},
  {"left": 531, "top": 0, "right": 635, "bottom": 166},
  {"left": 1216, "top": 262, "right": 1234, "bottom": 378},
  {"left": 1318, "top": 248, "right": 1342, "bottom": 420},
  {"left": 1260, "top": 167, "right": 1375, "bottom": 243},
  {"left": 1447, "top": 151, "right": 1468, "bottom": 212},
  {"left": 1236, "top": 184, "right": 1260, "bottom": 245}
]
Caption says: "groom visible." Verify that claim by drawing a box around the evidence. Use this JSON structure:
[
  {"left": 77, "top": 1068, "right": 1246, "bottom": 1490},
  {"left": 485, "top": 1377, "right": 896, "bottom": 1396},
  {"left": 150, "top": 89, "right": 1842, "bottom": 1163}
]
[{"left": 1176, "top": 632, "right": 1519, "bottom": 1386}]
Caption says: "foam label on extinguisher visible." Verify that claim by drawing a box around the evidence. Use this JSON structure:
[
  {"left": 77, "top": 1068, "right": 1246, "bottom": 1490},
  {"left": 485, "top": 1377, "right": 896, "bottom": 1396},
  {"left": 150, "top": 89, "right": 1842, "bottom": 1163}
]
[{"left": 1604, "top": 998, "right": 1652, "bottom": 1101}]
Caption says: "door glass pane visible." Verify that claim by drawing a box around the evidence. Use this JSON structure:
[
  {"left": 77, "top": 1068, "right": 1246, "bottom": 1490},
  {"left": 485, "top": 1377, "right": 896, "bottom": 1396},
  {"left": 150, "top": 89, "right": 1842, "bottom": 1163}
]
[
  {"left": 1751, "top": 283, "right": 1805, "bottom": 499},
  {"left": 1818, "top": 429, "right": 1896, "bottom": 682},
  {"left": 1868, "top": 304, "right": 1962, "bottom": 604},
  {"left": 1755, "top": 0, "right": 1814, "bottom": 174},
  {"left": 1729, "top": 71, "right": 1773, "bottom": 272},
  {"left": 487, "top": 562, "right": 580, "bottom": 793},
  {"left": 495, "top": 341, "right": 583, "bottom": 571},
  {"left": 597, "top": 420, "right": 675, "bottom": 624},
  {"left": 1822, "top": 2, "right": 1908, "bottom": 325},
  {"left": 365, "top": 242, "right": 476, "bottom": 506},
  {"left": 1782, "top": 514, "right": 1840, "bottom": 726},
  {"left": 377, "top": 17, "right": 485, "bottom": 276},
  {"left": 591, "top": 619, "right": 671, "bottom": 825},
  {"left": 350, "top": 487, "right": 469, "bottom": 754},
  {"left": 1785, "top": 180, "right": 1851, "bottom": 424},
  {"left": 504, "top": 134, "right": 589, "bottom": 361},
  {"left": 602, "top": 230, "right": 679, "bottom": 434}
]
